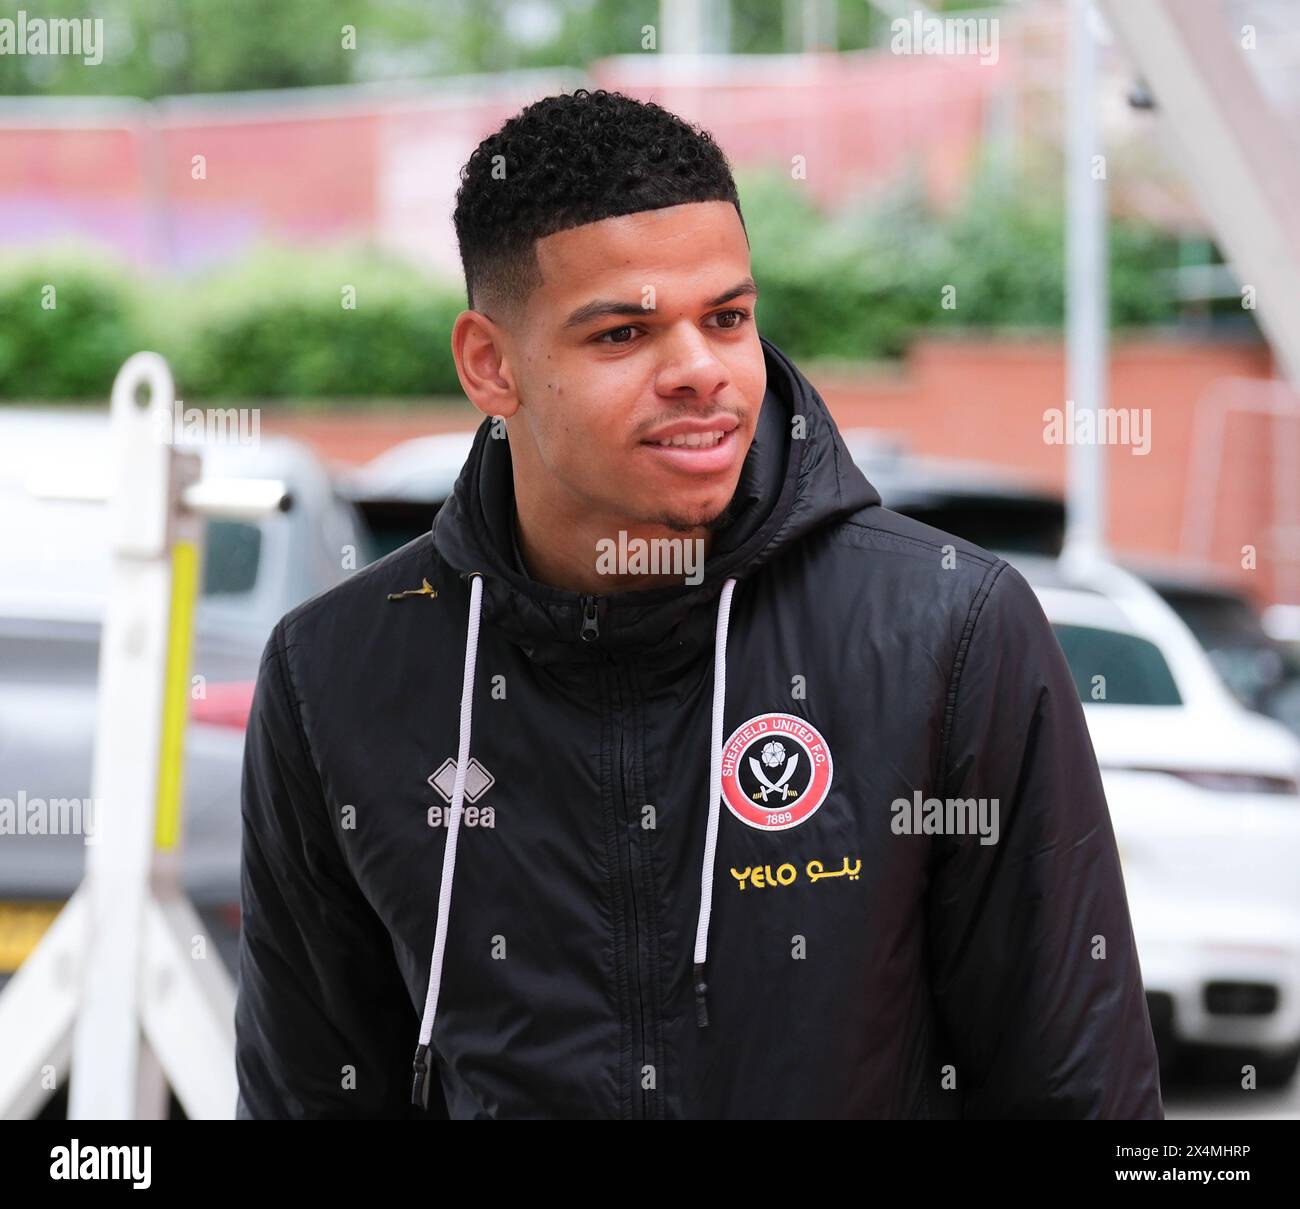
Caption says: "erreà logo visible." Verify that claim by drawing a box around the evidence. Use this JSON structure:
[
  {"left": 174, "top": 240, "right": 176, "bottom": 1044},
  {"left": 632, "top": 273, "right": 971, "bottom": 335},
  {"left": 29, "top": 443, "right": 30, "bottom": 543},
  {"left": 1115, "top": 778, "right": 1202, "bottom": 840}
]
[
  {"left": 720, "top": 712, "right": 833, "bottom": 832},
  {"left": 428, "top": 757, "right": 494, "bottom": 804}
]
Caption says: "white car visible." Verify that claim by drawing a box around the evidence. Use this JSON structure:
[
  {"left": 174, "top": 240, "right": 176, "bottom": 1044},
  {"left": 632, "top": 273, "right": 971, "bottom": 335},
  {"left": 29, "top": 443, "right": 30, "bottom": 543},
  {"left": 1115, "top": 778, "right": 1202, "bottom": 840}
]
[{"left": 1017, "top": 553, "right": 1300, "bottom": 1087}]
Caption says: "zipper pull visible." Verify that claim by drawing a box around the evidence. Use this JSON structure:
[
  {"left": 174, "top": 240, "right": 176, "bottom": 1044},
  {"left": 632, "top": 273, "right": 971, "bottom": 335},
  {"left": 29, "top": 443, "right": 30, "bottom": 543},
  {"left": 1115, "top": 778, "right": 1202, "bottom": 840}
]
[{"left": 580, "top": 594, "right": 600, "bottom": 642}]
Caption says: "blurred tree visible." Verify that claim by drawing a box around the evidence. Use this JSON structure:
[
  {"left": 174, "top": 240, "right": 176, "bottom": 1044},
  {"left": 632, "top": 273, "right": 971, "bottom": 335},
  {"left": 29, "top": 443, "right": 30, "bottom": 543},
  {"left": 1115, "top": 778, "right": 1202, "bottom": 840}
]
[
  {"left": 0, "top": 0, "right": 1008, "bottom": 97},
  {"left": 0, "top": 0, "right": 360, "bottom": 96},
  {"left": 0, "top": 0, "right": 649, "bottom": 96}
]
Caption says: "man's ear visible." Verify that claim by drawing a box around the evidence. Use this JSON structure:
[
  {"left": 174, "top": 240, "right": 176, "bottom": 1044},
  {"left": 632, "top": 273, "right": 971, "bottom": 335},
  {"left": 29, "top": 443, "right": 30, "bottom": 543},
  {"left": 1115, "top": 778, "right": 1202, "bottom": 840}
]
[{"left": 451, "top": 310, "right": 521, "bottom": 420}]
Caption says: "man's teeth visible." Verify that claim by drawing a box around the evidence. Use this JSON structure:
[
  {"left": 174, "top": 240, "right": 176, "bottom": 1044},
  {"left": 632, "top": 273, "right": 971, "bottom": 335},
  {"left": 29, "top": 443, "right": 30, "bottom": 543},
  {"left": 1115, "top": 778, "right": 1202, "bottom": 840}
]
[{"left": 656, "top": 430, "right": 726, "bottom": 448}]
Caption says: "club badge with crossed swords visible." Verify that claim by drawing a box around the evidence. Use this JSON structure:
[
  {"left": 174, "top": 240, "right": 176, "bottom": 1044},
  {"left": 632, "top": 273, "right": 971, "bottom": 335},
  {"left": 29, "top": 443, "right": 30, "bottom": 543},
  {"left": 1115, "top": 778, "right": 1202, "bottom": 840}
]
[{"left": 749, "top": 752, "right": 799, "bottom": 802}]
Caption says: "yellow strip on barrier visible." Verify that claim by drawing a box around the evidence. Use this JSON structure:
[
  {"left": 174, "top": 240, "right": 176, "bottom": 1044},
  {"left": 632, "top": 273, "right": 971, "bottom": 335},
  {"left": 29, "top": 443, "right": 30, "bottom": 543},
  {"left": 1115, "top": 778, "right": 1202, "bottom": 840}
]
[{"left": 155, "top": 539, "right": 199, "bottom": 851}]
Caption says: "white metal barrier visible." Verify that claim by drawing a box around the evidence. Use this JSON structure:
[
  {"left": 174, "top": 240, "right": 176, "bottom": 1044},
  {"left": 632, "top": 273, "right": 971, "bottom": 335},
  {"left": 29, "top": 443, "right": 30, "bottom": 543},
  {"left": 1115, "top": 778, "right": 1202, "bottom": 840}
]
[{"left": 0, "top": 354, "right": 287, "bottom": 1120}]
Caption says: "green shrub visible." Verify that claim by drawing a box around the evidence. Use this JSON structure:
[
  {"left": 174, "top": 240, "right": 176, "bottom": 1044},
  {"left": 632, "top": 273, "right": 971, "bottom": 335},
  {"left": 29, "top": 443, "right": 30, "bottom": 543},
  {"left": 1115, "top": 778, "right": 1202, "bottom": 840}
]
[
  {"left": 741, "top": 171, "right": 941, "bottom": 360},
  {"left": 0, "top": 248, "right": 150, "bottom": 401},
  {"left": 165, "top": 248, "right": 466, "bottom": 402},
  {"left": 738, "top": 168, "right": 1184, "bottom": 360}
]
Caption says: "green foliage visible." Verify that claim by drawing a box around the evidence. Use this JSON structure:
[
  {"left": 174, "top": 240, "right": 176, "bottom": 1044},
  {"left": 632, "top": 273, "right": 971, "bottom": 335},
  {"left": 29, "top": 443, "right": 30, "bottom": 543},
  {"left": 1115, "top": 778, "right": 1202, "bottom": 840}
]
[
  {"left": 0, "top": 248, "right": 150, "bottom": 400},
  {"left": 1109, "top": 219, "right": 1187, "bottom": 327},
  {"left": 0, "top": 0, "right": 359, "bottom": 98},
  {"left": 935, "top": 179, "right": 1070, "bottom": 327},
  {"left": 165, "top": 249, "right": 465, "bottom": 401},
  {"left": 737, "top": 168, "right": 1183, "bottom": 361},
  {"left": 0, "top": 246, "right": 467, "bottom": 403},
  {"left": 0, "top": 0, "right": 939, "bottom": 99}
]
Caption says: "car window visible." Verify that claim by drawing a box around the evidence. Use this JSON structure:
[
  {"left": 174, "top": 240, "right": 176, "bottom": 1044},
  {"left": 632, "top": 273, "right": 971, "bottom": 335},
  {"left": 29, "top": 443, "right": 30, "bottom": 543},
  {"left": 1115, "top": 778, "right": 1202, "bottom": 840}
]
[
  {"left": 1051, "top": 623, "right": 1183, "bottom": 706},
  {"left": 203, "top": 520, "right": 262, "bottom": 596}
]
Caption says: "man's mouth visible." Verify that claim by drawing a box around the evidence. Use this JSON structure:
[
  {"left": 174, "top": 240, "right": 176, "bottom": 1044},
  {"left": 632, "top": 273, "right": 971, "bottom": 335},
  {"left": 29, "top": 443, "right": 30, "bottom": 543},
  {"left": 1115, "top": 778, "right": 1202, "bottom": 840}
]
[
  {"left": 648, "top": 429, "right": 729, "bottom": 449},
  {"left": 638, "top": 427, "right": 739, "bottom": 474}
]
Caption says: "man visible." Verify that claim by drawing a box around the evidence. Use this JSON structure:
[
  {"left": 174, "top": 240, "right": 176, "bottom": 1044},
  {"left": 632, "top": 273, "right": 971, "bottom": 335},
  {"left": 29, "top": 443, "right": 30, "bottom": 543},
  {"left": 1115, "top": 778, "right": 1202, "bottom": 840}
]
[{"left": 235, "top": 88, "right": 1163, "bottom": 1119}]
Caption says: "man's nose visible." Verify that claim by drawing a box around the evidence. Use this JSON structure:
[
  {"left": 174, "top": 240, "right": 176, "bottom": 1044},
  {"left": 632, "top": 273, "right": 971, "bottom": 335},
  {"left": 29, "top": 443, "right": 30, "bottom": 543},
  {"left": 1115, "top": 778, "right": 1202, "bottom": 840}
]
[{"left": 655, "top": 322, "right": 730, "bottom": 399}]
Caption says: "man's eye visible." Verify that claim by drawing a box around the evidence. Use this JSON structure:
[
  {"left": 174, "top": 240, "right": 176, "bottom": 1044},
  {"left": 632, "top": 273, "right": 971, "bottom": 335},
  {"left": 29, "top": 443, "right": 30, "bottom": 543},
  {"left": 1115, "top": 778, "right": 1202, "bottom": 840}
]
[
  {"left": 712, "top": 309, "right": 753, "bottom": 329},
  {"left": 596, "top": 325, "right": 639, "bottom": 344}
]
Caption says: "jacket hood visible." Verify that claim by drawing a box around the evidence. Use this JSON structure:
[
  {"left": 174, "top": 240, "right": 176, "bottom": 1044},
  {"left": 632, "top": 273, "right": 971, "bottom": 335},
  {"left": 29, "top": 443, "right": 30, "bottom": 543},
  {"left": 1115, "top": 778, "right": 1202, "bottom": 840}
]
[{"left": 431, "top": 334, "right": 880, "bottom": 665}]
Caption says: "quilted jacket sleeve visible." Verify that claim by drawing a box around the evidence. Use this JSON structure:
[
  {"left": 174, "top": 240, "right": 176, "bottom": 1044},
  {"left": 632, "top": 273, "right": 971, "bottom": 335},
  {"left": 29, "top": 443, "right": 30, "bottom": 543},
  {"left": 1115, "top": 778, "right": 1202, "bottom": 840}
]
[
  {"left": 234, "top": 619, "right": 448, "bottom": 1119},
  {"left": 926, "top": 560, "right": 1164, "bottom": 1119}
]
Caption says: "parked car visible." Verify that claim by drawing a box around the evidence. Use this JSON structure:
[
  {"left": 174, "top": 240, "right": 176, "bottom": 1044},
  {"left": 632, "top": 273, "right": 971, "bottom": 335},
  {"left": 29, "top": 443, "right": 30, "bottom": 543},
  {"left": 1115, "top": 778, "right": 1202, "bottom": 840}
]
[
  {"left": 1124, "top": 562, "right": 1300, "bottom": 741},
  {"left": 845, "top": 432, "right": 1300, "bottom": 741},
  {"left": 1013, "top": 552, "right": 1300, "bottom": 1087},
  {"left": 841, "top": 430, "right": 1067, "bottom": 557},
  {"left": 337, "top": 429, "right": 476, "bottom": 558},
  {"left": 0, "top": 409, "right": 371, "bottom": 988}
]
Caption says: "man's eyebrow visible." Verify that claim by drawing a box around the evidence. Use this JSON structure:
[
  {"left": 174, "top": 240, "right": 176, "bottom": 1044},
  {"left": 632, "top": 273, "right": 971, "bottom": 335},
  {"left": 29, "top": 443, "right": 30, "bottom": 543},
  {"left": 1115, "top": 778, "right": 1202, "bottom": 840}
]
[
  {"left": 705, "top": 278, "right": 759, "bottom": 308},
  {"left": 561, "top": 277, "right": 759, "bottom": 328}
]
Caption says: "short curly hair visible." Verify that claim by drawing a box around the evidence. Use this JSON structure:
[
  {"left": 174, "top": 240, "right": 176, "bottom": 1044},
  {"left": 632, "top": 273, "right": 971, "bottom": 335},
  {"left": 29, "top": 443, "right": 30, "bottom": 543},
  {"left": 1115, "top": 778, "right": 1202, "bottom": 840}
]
[{"left": 452, "top": 88, "right": 746, "bottom": 322}]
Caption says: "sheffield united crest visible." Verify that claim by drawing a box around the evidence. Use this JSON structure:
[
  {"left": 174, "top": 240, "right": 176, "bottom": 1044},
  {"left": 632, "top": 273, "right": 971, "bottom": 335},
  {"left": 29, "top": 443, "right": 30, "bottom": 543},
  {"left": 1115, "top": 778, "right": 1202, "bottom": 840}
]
[{"left": 720, "top": 712, "right": 833, "bottom": 831}]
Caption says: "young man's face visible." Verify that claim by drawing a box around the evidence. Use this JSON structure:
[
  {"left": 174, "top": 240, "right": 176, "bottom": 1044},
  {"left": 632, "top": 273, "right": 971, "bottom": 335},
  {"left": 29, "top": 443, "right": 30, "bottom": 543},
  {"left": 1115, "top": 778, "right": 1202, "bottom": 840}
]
[{"left": 499, "top": 200, "right": 766, "bottom": 534}]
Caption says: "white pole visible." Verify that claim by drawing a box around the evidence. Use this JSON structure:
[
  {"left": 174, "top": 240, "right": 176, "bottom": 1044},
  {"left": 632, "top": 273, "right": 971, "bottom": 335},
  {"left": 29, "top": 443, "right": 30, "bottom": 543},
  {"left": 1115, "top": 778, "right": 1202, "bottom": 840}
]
[
  {"left": 67, "top": 354, "right": 186, "bottom": 1120},
  {"left": 1064, "top": 0, "right": 1109, "bottom": 563}
]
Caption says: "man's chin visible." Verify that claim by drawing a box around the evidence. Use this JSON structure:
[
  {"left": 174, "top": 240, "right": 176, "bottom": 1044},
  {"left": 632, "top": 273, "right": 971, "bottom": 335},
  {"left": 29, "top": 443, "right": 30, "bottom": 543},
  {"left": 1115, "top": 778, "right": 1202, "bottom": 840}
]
[{"left": 651, "top": 494, "right": 739, "bottom": 535}]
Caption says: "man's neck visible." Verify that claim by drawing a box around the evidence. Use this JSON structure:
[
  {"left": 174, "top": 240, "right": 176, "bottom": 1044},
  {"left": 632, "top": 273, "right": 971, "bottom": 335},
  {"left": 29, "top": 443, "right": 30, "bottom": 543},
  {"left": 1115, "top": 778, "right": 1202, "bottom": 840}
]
[{"left": 512, "top": 489, "right": 713, "bottom": 596}]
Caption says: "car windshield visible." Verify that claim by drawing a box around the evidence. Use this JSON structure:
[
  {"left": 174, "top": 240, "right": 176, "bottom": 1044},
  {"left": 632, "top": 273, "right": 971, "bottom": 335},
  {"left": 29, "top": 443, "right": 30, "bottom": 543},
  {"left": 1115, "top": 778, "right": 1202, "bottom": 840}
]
[{"left": 1051, "top": 623, "right": 1183, "bottom": 706}]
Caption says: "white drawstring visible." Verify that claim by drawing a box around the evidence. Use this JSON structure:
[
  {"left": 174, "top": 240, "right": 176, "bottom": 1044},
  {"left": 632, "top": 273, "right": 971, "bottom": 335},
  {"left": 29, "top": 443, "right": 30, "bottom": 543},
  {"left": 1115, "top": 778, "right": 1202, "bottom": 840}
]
[
  {"left": 411, "top": 572, "right": 484, "bottom": 1108},
  {"left": 692, "top": 576, "right": 738, "bottom": 1027}
]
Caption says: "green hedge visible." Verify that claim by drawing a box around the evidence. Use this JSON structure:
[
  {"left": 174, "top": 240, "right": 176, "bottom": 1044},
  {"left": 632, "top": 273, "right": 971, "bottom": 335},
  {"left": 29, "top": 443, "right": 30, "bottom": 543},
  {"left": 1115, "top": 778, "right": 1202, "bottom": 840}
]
[
  {"left": 742, "top": 169, "right": 1185, "bottom": 359},
  {"left": 165, "top": 249, "right": 466, "bottom": 402},
  {"left": 0, "top": 249, "right": 152, "bottom": 400},
  {"left": 0, "top": 180, "right": 1198, "bottom": 404},
  {"left": 0, "top": 246, "right": 468, "bottom": 403}
]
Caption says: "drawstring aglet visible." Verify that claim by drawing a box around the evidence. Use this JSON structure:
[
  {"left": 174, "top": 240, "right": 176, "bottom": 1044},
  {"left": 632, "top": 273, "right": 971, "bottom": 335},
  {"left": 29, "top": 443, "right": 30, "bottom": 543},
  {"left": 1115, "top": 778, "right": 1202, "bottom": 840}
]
[
  {"left": 693, "top": 961, "right": 710, "bottom": 1028},
  {"left": 411, "top": 1042, "right": 432, "bottom": 1109}
]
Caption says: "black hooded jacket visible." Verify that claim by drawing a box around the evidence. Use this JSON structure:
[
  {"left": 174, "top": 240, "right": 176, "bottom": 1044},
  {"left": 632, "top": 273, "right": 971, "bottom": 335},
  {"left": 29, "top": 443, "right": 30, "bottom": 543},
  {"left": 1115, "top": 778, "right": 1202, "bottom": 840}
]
[{"left": 234, "top": 335, "right": 1164, "bottom": 1119}]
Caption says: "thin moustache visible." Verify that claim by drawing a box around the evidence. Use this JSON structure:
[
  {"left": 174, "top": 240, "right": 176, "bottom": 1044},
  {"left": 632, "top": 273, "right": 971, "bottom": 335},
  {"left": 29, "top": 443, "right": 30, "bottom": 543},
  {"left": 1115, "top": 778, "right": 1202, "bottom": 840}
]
[{"left": 640, "top": 413, "right": 743, "bottom": 442}]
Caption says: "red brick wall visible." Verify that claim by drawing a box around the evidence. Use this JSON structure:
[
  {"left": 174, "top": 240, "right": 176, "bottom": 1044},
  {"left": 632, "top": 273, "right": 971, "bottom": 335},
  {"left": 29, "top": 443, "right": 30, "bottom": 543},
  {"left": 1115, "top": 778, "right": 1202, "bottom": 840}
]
[{"left": 812, "top": 337, "right": 1291, "bottom": 605}]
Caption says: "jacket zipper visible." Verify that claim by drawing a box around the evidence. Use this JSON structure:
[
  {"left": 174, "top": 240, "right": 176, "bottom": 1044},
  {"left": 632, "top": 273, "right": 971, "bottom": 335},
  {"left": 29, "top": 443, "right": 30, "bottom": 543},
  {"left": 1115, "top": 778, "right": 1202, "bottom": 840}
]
[
  {"left": 583, "top": 595, "right": 653, "bottom": 1119},
  {"left": 610, "top": 667, "right": 651, "bottom": 1120},
  {"left": 580, "top": 594, "right": 600, "bottom": 641}
]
